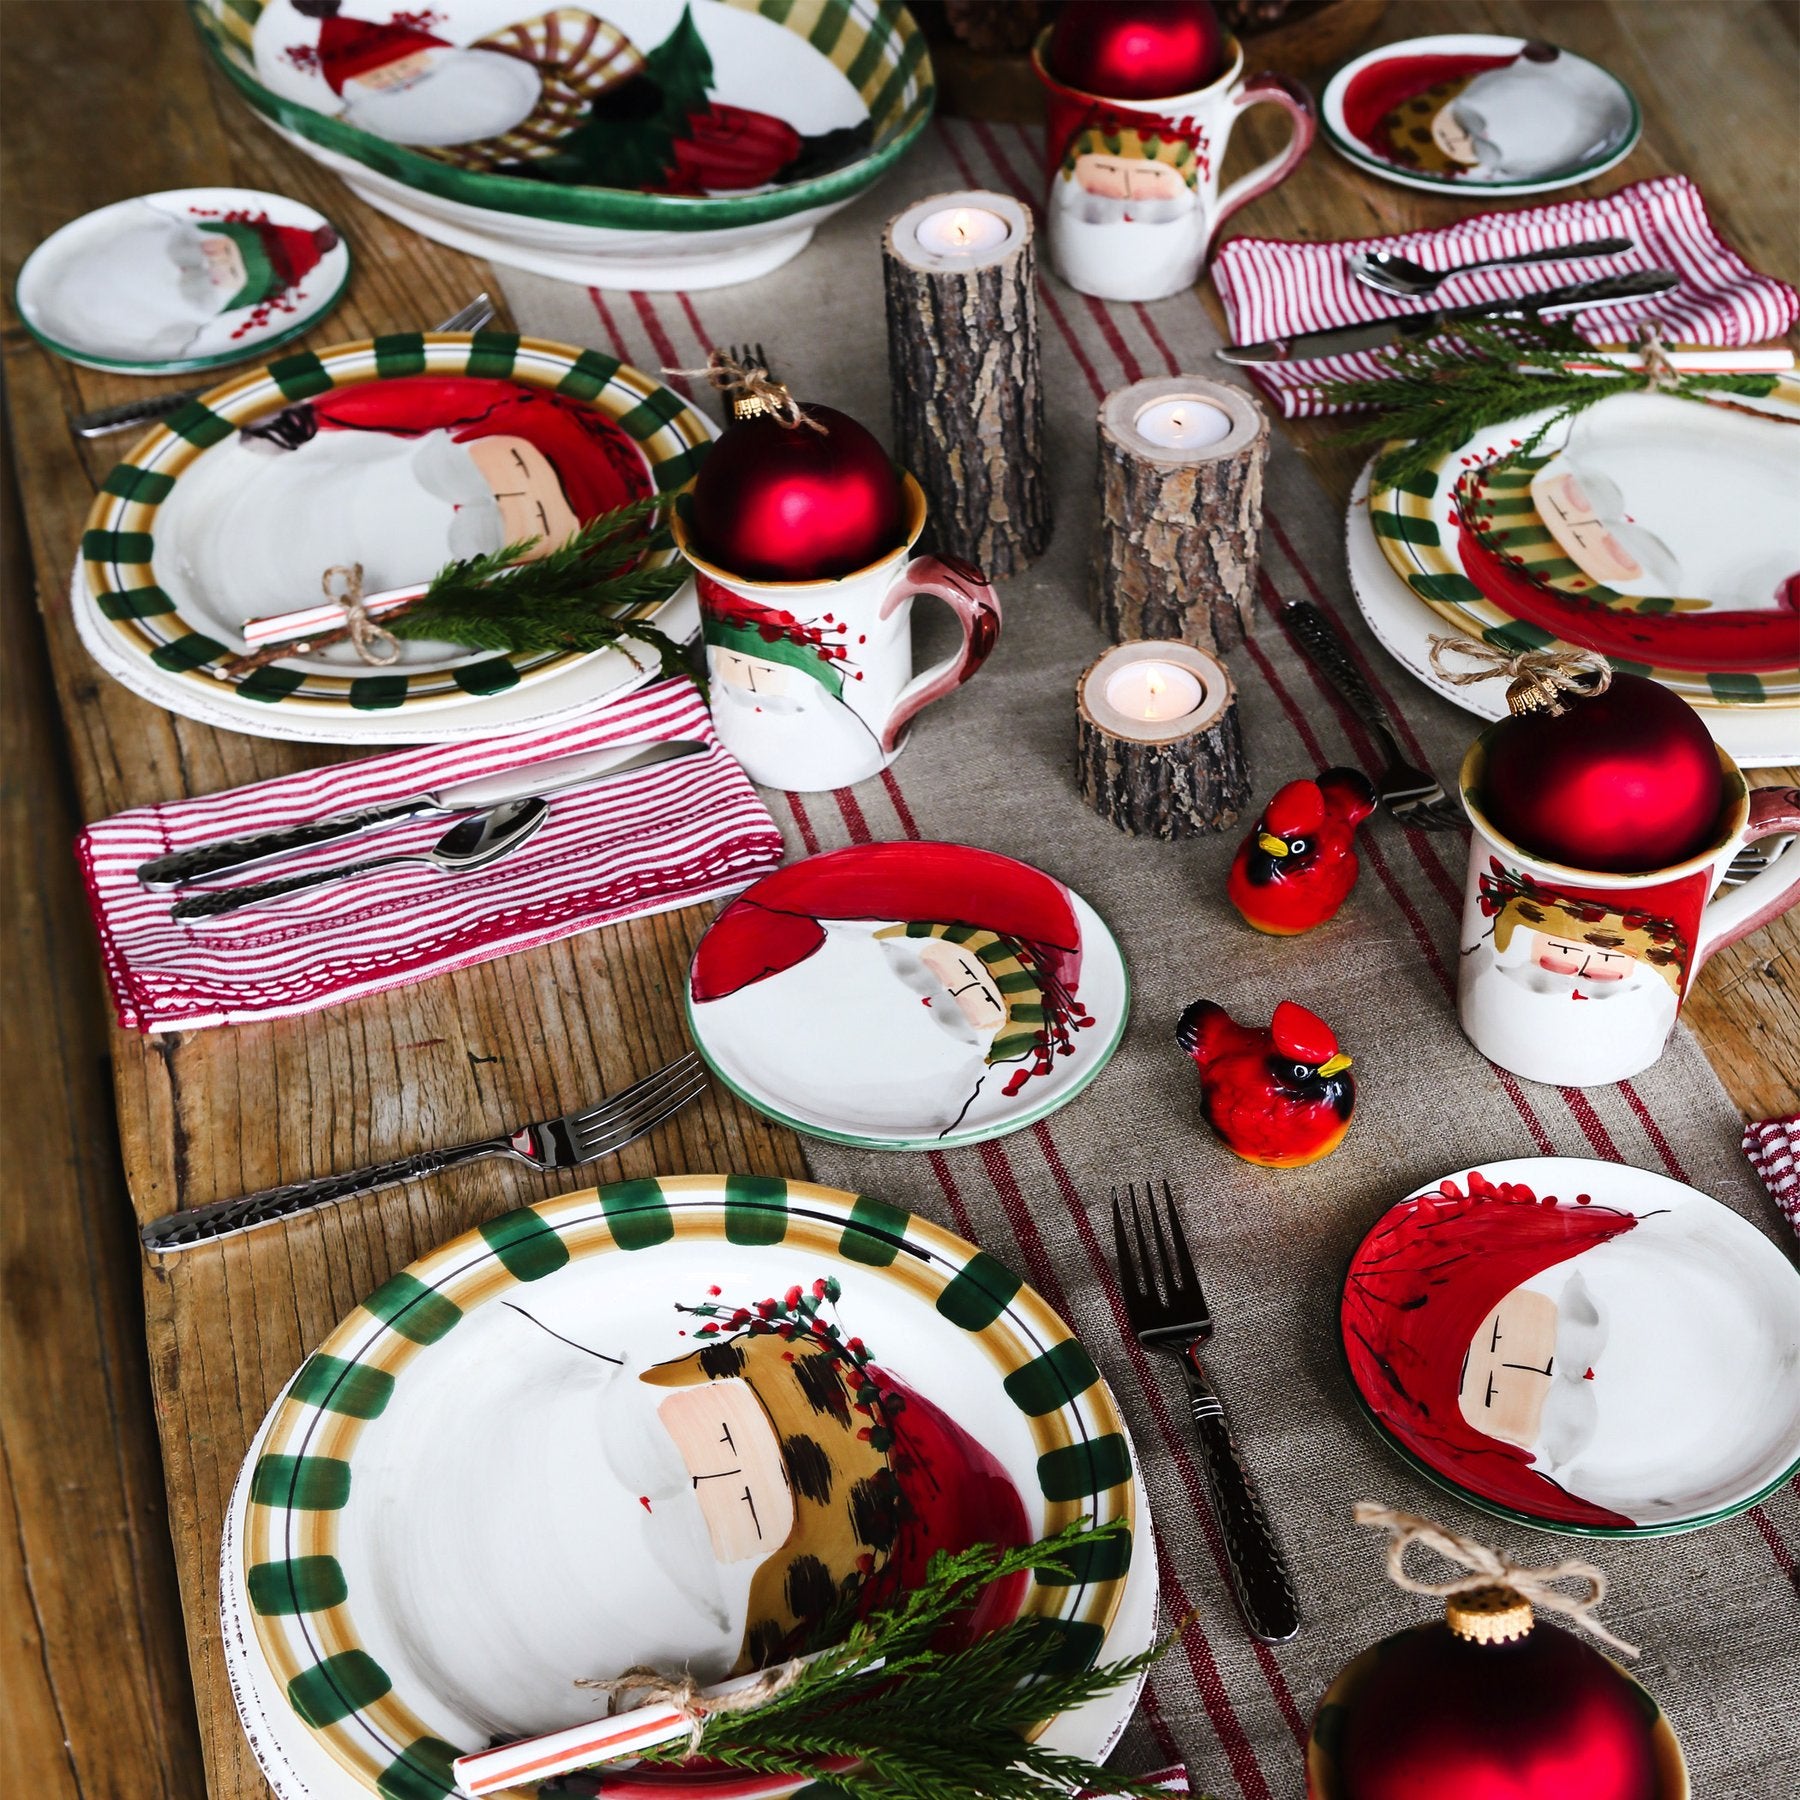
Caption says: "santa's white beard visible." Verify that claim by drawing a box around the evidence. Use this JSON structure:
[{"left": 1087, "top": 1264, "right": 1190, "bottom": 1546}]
[
  {"left": 342, "top": 49, "right": 542, "bottom": 145},
  {"left": 709, "top": 670, "right": 888, "bottom": 788},
  {"left": 1460, "top": 954, "right": 1678, "bottom": 1086},
  {"left": 697, "top": 922, "right": 1000, "bottom": 1137},
  {"left": 1453, "top": 56, "right": 1628, "bottom": 178},
  {"left": 154, "top": 427, "right": 505, "bottom": 635},
  {"left": 54, "top": 205, "right": 221, "bottom": 361},
  {"left": 1057, "top": 185, "right": 1197, "bottom": 227}
]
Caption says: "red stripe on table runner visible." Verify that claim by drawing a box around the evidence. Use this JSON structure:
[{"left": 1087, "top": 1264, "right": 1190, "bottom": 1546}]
[
  {"left": 631, "top": 290, "right": 689, "bottom": 396},
  {"left": 1616, "top": 1080, "right": 1692, "bottom": 1181},
  {"left": 926, "top": 1148, "right": 977, "bottom": 1239},
  {"left": 784, "top": 792, "right": 821, "bottom": 857},
  {"left": 831, "top": 784, "right": 874, "bottom": 843},
  {"left": 878, "top": 767, "right": 921, "bottom": 838},
  {"left": 586, "top": 288, "right": 633, "bottom": 360},
  {"left": 1749, "top": 1506, "right": 1800, "bottom": 1600},
  {"left": 1136, "top": 1677, "right": 1190, "bottom": 1769}
]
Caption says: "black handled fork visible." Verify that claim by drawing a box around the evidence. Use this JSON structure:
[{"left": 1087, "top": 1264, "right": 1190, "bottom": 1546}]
[{"left": 1112, "top": 1180, "right": 1302, "bottom": 1643}]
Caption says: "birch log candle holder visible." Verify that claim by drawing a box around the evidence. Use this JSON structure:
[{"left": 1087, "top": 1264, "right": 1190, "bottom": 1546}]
[
  {"left": 883, "top": 190, "right": 1050, "bottom": 578},
  {"left": 1076, "top": 640, "right": 1250, "bottom": 838},
  {"left": 1092, "top": 376, "right": 1269, "bottom": 653}
]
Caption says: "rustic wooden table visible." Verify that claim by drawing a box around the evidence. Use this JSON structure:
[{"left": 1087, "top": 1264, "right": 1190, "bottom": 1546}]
[{"left": 1, "top": 4, "right": 1794, "bottom": 1797}]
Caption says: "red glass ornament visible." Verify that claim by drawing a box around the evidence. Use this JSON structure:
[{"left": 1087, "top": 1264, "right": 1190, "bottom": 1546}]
[
  {"left": 1481, "top": 674, "right": 1725, "bottom": 873},
  {"left": 1047, "top": 0, "right": 1225, "bottom": 99},
  {"left": 1328, "top": 1617, "right": 1668, "bottom": 1800},
  {"left": 690, "top": 403, "right": 907, "bottom": 582}
]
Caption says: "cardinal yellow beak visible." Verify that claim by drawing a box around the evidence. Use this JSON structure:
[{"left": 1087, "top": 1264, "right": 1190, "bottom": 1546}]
[
  {"left": 1257, "top": 832, "right": 1290, "bottom": 857},
  {"left": 1317, "top": 1052, "right": 1353, "bottom": 1078}
]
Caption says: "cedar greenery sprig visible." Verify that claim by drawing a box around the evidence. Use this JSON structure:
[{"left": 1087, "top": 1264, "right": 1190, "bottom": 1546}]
[
  {"left": 389, "top": 491, "right": 694, "bottom": 683},
  {"left": 1314, "top": 321, "right": 1783, "bottom": 490},
  {"left": 620, "top": 1516, "right": 1195, "bottom": 1800}
]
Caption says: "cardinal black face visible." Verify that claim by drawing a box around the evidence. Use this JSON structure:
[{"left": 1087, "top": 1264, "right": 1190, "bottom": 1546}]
[
  {"left": 1245, "top": 826, "right": 1314, "bottom": 885},
  {"left": 1266, "top": 1049, "right": 1354, "bottom": 1114}
]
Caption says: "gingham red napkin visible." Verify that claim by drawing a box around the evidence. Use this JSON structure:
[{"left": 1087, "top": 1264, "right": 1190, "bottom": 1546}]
[
  {"left": 1212, "top": 174, "right": 1799, "bottom": 417},
  {"left": 1743, "top": 1114, "right": 1800, "bottom": 1238},
  {"left": 77, "top": 680, "right": 784, "bottom": 1033}
]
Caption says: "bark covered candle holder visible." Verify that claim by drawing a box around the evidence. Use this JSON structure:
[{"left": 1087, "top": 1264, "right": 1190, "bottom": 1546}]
[
  {"left": 1076, "top": 639, "right": 1250, "bottom": 837},
  {"left": 883, "top": 189, "right": 1049, "bottom": 578},
  {"left": 1092, "top": 376, "right": 1269, "bottom": 653}
]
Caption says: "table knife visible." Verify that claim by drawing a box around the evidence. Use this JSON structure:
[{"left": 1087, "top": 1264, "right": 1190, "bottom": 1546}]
[
  {"left": 1216, "top": 270, "right": 1681, "bottom": 365},
  {"left": 135, "top": 738, "right": 707, "bottom": 889}
]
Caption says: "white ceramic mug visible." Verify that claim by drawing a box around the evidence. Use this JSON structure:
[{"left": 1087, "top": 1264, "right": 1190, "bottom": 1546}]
[
  {"left": 1457, "top": 735, "right": 1800, "bottom": 1087},
  {"left": 673, "top": 475, "right": 1001, "bottom": 793},
  {"left": 1031, "top": 32, "right": 1315, "bottom": 302}
]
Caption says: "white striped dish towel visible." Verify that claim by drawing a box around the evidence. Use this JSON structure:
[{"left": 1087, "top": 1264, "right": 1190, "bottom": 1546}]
[
  {"left": 77, "top": 679, "right": 785, "bottom": 1032},
  {"left": 1743, "top": 1114, "right": 1800, "bottom": 1239},
  {"left": 1212, "top": 173, "right": 1799, "bottom": 417}
]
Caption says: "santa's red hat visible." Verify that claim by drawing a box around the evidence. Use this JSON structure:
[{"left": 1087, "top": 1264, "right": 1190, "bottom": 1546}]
[
  {"left": 691, "top": 843, "right": 1084, "bottom": 1004},
  {"left": 291, "top": 0, "right": 450, "bottom": 96},
  {"left": 200, "top": 217, "right": 338, "bottom": 309}
]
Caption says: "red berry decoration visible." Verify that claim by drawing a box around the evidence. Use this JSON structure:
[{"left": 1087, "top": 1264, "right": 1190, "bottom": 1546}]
[
  {"left": 1048, "top": 0, "right": 1226, "bottom": 99},
  {"left": 691, "top": 380, "right": 907, "bottom": 584},
  {"left": 1480, "top": 671, "right": 1724, "bottom": 873}
]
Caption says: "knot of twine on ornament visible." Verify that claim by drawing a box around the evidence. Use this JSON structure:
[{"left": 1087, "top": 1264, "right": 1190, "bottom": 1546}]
[
  {"left": 321, "top": 563, "right": 401, "bottom": 666},
  {"left": 1428, "top": 633, "right": 1611, "bottom": 719},
  {"left": 576, "top": 1658, "right": 807, "bottom": 1756},
  {"left": 1355, "top": 1503, "right": 1641, "bottom": 1658},
  {"left": 665, "top": 344, "right": 825, "bottom": 432},
  {"left": 1635, "top": 322, "right": 1684, "bottom": 393}
]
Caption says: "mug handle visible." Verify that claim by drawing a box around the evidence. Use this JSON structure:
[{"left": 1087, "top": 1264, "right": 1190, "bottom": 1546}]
[
  {"left": 1694, "top": 785, "right": 1800, "bottom": 972},
  {"left": 877, "top": 554, "right": 1001, "bottom": 754},
  {"left": 1214, "top": 71, "right": 1316, "bottom": 235}
]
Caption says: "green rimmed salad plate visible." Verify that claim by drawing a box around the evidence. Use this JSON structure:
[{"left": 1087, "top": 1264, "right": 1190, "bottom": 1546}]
[
  {"left": 235, "top": 1174, "right": 1142, "bottom": 1799},
  {"left": 79, "top": 332, "right": 711, "bottom": 723}
]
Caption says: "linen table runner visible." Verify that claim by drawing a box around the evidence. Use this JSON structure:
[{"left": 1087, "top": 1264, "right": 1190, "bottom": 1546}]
[{"left": 503, "top": 123, "right": 1800, "bottom": 1800}]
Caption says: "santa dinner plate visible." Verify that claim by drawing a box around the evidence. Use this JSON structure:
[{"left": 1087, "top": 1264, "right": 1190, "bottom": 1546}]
[
  {"left": 1321, "top": 34, "right": 1640, "bottom": 196},
  {"left": 238, "top": 1174, "right": 1136, "bottom": 1799},
  {"left": 79, "top": 333, "right": 711, "bottom": 717},
  {"left": 15, "top": 186, "right": 350, "bottom": 375},
  {"left": 686, "top": 843, "right": 1130, "bottom": 1152},
  {"left": 1341, "top": 1156, "right": 1800, "bottom": 1536},
  {"left": 1367, "top": 378, "right": 1800, "bottom": 708}
]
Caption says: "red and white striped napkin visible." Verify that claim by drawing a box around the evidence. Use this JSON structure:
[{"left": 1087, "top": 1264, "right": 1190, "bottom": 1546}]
[
  {"left": 1742, "top": 1114, "right": 1800, "bottom": 1239},
  {"left": 77, "top": 680, "right": 785, "bottom": 1033},
  {"left": 1212, "top": 174, "right": 1799, "bottom": 417}
]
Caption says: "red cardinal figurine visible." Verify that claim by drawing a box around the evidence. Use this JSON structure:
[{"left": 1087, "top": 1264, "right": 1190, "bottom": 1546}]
[
  {"left": 1177, "top": 998, "right": 1356, "bottom": 1167},
  {"left": 1227, "top": 767, "right": 1376, "bottom": 935}
]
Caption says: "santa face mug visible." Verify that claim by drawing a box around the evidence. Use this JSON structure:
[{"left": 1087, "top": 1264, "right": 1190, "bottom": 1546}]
[
  {"left": 673, "top": 475, "right": 1000, "bottom": 793},
  {"left": 1457, "top": 736, "right": 1800, "bottom": 1087},
  {"left": 1031, "top": 32, "right": 1315, "bottom": 302}
]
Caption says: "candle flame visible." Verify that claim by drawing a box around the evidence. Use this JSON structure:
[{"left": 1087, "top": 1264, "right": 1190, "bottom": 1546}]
[
  {"left": 951, "top": 210, "right": 974, "bottom": 244},
  {"left": 1142, "top": 668, "right": 1165, "bottom": 720}
]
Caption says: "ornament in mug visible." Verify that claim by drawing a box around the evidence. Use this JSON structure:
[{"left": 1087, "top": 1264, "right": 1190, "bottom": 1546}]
[
  {"left": 1440, "top": 642, "right": 1800, "bottom": 1087},
  {"left": 1031, "top": 23, "right": 1315, "bottom": 301}
]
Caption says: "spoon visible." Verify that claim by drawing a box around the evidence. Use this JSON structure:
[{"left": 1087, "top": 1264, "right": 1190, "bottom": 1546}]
[
  {"left": 172, "top": 797, "right": 549, "bottom": 923},
  {"left": 1351, "top": 235, "right": 1635, "bottom": 300}
]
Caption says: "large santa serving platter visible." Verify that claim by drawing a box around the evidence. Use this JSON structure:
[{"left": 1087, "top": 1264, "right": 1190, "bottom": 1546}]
[
  {"left": 79, "top": 333, "right": 711, "bottom": 718},
  {"left": 1341, "top": 1156, "right": 1800, "bottom": 1536},
  {"left": 237, "top": 1174, "right": 1138, "bottom": 1798},
  {"left": 686, "top": 843, "right": 1131, "bottom": 1152},
  {"left": 16, "top": 186, "right": 351, "bottom": 376}
]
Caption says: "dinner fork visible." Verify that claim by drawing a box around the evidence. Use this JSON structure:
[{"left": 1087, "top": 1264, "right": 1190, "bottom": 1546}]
[
  {"left": 70, "top": 293, "right": 496, "bottom": 439},
  {"left": 1276, "top": 594, "right": 1466, "bottom": 832},
  {"left": 1112, "top": 1181, "right": 1301, "bottom": 1643},
  {"left": 140, "top": 1050, "right": 707, "bottom": 1250}
]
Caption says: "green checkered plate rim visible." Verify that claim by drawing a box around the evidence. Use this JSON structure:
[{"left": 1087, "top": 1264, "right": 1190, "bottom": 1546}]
[
  {"left": 1365, "top": 373, "right": 1800, "bottom": 709},
  {"left": 80, "top": 333, "right": 712, "bottom": 714},
  {"left": 192, "top": 0, "right": 934, "bottom": 234},
  {"left": 242, "top": 1174, "right": 1136, "bottom": 1800}
]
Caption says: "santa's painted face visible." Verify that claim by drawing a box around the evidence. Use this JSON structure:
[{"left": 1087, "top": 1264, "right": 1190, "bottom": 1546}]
[
  {"left": 466, "top": 434, "right": 582, "bottom": 555},
  {"left": 1074, "top": 154, "right": 1188, "bottom": 202},
  {"left": 1459, "top": 1269, "right": 1605, "bottom": 1469},
  {"left": 1429, "top": 103, "right": 1481, "bottom": 165},
  {"left": 340, "top": 45, "right": 542, "bottom": 146},
  {"left": 656, "top": 1380, "right": 795, "bottom": 1564},
  {"left": 199, "top": 232, "right": 248, "bottom": 296},
  {"left": 713, "top": 647, "right": 801, "bottom": 704},
  {"left": 1530, "top": 932, "right": 1635, "bottom": 983}
]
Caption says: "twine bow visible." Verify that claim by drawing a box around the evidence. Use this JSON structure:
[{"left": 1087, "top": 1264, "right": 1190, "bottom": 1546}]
[
  {"left": 576, "top": 1658, "right": 807, "bottom": 1756},
  {"left": 1636, "top": 322, "right": 1682, "bottom": 392},
  {"left": 1355, "top": 1503, "right": 1641, "bottom": 1657},
  {"left": 1428, "top": 632, "right": 1611, "bottom": 718},
  {"left": 665, "top": 343, "right": 825, "bottom": 432},
  {"left": 321, "top": 563, "right": 401, "bottom": 666}
]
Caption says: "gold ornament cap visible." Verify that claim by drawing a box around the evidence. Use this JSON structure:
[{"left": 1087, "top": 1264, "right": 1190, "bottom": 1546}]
[
  {"left": 1504, "top": 671, "right": 1567, "bottom": 718},
  {"left": 1445, "top": 1583, "right": 1536, "bottom": 1645}
]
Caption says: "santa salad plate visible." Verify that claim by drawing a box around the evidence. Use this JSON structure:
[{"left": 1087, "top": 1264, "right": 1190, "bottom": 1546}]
[
  {"left": 238, "top": 1174, "right": 1137, "bottom": 1798},
  {"left": 15, "top": 187, "right": 350, "bottom": 375},
  {"left": 1367, "top": 380, "right": 1800, "bottom": 708},
  {"left": 1321, "top": 35, "right": 1640, "bottom": 196},
  {"left": 189, "top": 0, "right": 935, "bottom": 290},
  {"left": 80, "top": 333, "right": 711, "bottom": 718},
  {"left": 686, "top": 844, "right": 1130, "bottom": 1152},
  {"left": 1341, "top": 1157, "right": 1800, "bottom": 1537}
]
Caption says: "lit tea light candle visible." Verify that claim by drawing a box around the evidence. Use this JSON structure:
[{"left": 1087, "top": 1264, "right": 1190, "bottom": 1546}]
[
  {"left": 913, "top": 204, "right": 1012, "bottom": 257},
  {"left": 1105, "top": 658, "right": 1204, "bottom": 723},
  {"left": 1133, "top": 395, "right": 1234, "bottom": 451}
]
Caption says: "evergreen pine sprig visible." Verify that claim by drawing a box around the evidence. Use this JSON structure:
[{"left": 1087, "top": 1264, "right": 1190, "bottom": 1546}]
[
  {"left": 390, "top": 492, "right": 694, "bottom": 683},
  {"left": 617, "top": 1516, "right": 1197, "bottom": 1800},
  {"left": 1314, "top": 321, "right": 1783, "bottom": 489}
]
